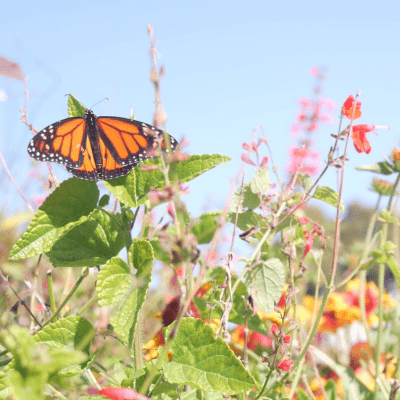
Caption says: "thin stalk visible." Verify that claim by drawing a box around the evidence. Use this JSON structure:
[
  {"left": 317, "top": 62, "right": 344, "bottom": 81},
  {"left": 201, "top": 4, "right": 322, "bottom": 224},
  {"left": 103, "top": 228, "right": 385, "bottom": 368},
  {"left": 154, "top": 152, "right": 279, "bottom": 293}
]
[
  {"left": 41, "top": 268, "right": 89, "bottom": 329},
  {"left": 47, "top": 270, "right": 56, "bottom": 315},
  {"left": 77, "top": 293, "right": 97, "bottom": 316},
  {"left": 374, "top": 263, "right": 385, "bottom": 400}
]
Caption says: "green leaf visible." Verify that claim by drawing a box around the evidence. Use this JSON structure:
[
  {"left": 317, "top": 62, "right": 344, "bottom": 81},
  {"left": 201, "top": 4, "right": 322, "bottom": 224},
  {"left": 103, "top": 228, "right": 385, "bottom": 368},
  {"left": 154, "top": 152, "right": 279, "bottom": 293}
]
[
  {"left": 250, "top": 167, "right": 270, "bottom": 194},
  {"left": 383, "top": 240, "right": 397, "bottom": 252},
  {"left": 35, "top": 316, "right": 95, "bottom": 355},
  {"left": 67, "top": 94, "right": 87, "bottom": 117},
  {"left": 313, "top": 186, "right": 345, "bottom": 212},
  {"left": 244, "top": 258, "right": 285, "bottom": 314},
  {"left": 164, "top": 318, "right": 255, "bottom": 394},
  {"left": 387, "top": 254, "right": 400, "bottom": 286},
  {"left": 324, "top": 379, "right": 338, "bottom": 400},
  {"left": 135, "top": 154, "right": 231, "bottom": 205},
  {"left": 98, "top": 195, "right": 110, "bottom": 208},
  {"left": 230, "top": 182, "right": 261, "bottom": 212},
  {"left": 169, "top": 154, "right": 231, "bottom": 185},
  {"left": 227, "top": 210, "right": 265, "bottom": 231},
  {"left": 297, "top": 388, "right": 312, "bottom": 400},
  {"left": 96, "top": 241, "right": 154, "bottom": 345},
  {"left": 356, "top": 161, "right": 394, "bottom": 175},
  {"left": 190, "top": 213, "right": 219, "bottom": 244},
  {"left": 9, "top": 178, "right": 99, "bottom": 260},
  {"left": 298, "top": 173, "right": 313, "bottom": 192},
  {"left": 371, "top": 250, "right": 386, "bottom": 264},
  {"left": 105, "top": 172, "right": 137, "bottom": 208},
  {"left": 379, "top": 209, "right": 399, "bottom": 225},
  {"left": 46, "top": 210, "right": 125, "bottom": 267},
  {"left": 0, "top": 325, "right": 87, "bottom": 399}
]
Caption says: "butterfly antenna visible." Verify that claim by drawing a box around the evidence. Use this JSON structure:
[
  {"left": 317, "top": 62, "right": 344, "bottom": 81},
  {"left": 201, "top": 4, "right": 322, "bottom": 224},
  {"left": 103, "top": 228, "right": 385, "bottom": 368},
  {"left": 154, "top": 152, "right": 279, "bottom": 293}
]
[{"left": 90, "top": 98, "right": 109, "bottom": 110}]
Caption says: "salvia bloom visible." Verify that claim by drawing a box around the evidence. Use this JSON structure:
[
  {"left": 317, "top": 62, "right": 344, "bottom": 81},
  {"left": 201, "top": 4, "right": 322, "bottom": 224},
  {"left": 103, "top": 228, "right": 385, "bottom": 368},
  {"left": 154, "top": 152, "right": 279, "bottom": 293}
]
[
  {"left": 351, "top": 124, "right": 389, "bottom": 154},
  {"left": 342, "top": 95, "right": 362, "bottom": 120},
  {"left": 277, "top": 359, "right": 294, "bottom": 371}
]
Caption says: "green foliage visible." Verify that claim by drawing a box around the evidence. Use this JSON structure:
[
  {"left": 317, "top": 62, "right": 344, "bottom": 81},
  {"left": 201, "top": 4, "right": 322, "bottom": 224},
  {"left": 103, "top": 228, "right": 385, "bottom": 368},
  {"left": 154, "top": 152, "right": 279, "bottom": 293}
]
[
  {"left": 356, "top": 161, "right": 394, "bottom": 175},
  {"left": 96, "top": 241, "right": 154, "bottom": 345},
  {"left": 231, "top": 182, "right": 261, "bottom": 212},
  {"left": 298, "top": 173, "right": 313, "bottom": 192},
  {"left": 67, "top": 94, "right": 87, "bottom": 117},
  {"left": 0, "top": 325, "right": 87, "bottom": 400},
  {"left": 313, "top": 185, "right": 345, "bottom": 212},
  {"left": 9, "top": 178, "right": 99, "bottom": 260},
  {"left": 244, "top": 258, "right": 285, "bottom": 314},
  {"left": 250, "top": 167, "right": 270, "bottom": 194},
  {"left": 190, "top": 213, "right": 220, "bottom": 244},
  {"left": 163, "top": 318, "right": 255, "bottom": 394},
  {"left": 45, "top": 210, "right": 126, "bottom": 267}
]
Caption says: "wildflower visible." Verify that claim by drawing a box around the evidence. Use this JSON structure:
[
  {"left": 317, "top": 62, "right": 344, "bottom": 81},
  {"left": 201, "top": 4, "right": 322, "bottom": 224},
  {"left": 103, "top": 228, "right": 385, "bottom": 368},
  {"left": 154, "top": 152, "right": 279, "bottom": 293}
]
[
  {"left": 271, "top": 323, "right": 279, "bottom": 335},
  {"left": 95, "top": 387, "right": 150, "bottom": 400},
  {"left": 241, "top": 153, "right": 256, "bottom": 166},
  {"left": 301, "top": 231, "right": 315, "bottom": 260},
  {"left": 283, "top": 335, "right": 291, "bottom": 344},
  {"left": 392, "top": 148, "right": 400, "bottom": 162},
  {"left": 371, "top": 178, "right": 394, "bottom": 196},
  {"left": 342, "top": 95, "right": 362, "bottom": 120},
  {"left": 351, "top": 124, "right": 376, "bottom": 154},
  {"left": 277, "top": 359, "right": 294, "bottom": 371},
  {"left": 260, "top": 156, "right": 269, "bottom": 168}
]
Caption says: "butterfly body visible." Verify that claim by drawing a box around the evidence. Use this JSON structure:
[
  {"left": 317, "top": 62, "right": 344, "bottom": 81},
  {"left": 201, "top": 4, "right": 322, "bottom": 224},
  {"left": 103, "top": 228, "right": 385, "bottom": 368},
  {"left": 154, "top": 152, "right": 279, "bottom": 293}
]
[{"left": 27, "top": 109, "right": 178, "bottom": 181}]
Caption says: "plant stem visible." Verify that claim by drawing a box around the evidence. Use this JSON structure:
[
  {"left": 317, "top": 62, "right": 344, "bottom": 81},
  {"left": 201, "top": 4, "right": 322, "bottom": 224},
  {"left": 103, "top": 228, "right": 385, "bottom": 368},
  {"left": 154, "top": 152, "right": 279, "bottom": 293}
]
[
  {"left": 47, "top": 270, "right": 56, "bottom": 315},
  {"left": 41, "top": 268, "right": 89, "bottom": 329}
]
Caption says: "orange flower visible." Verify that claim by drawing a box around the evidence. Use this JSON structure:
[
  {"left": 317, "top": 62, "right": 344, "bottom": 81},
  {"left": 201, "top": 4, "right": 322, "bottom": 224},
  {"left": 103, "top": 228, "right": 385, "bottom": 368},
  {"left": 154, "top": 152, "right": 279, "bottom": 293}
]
[
  {"left": 342, "top": 95, "right": 362, "bottom": 120},
  {"left": 392, "top": 148, "right": 400, "bottom": 162},
  {"left": 351, "top": 124, "right": 389, "bottom": 154}
]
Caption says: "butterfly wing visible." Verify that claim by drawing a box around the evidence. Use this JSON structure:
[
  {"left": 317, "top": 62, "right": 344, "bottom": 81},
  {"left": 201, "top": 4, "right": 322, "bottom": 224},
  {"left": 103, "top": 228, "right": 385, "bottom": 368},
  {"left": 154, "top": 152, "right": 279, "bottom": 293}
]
[
  {"left": 96, "top": 117, "right": 178, "bottom": 166},
  {"left": 65, "top": 133, "right": 138, "bottom": 181},
  {"left": 27, "top": 117, "right": 87, "bottom": 169},
  {"left": 28, "top": 113, "right": 178, "bottom": 181}
]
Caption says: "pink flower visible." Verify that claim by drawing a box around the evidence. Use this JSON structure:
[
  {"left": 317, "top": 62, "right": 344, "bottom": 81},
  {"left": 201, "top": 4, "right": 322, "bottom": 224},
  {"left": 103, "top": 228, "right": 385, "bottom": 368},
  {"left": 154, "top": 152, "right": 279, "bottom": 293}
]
[
  {"left": 310, "top": 67, "right": 319, "bottom": 76},
  {"left": 277, "top": 359, "right": 294, "bottom": 371},
  {"left": 95, "top": 387, "right": 150, "bottom": 400},
  {"left": 283, "top": 335, "right": 291, "bottom": 344},
  {"left": 271, "top": 324, "right": 279, "bottom": 335},
  {"left": 260, "top": 157, "right": 268, "bottom": 168},
  {"left": 241, "top": 153, "right": 256, "bottom": 166},
  {"left": 299, "top": 98, "right": 312, "bottom": 109}
]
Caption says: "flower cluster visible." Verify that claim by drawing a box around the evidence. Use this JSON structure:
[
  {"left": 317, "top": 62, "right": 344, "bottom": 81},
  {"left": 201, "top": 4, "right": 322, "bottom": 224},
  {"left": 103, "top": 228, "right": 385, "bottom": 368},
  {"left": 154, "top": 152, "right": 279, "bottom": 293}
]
[{"left": 241, "top": 138, "right": 268, "bottom": 168}]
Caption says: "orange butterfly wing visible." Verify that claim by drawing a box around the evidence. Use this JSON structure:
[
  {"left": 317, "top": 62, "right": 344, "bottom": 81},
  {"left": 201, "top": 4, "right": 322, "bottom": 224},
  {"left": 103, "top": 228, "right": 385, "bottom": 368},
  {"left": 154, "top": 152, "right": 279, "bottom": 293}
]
[
  {"left": 28, "top": 112, "right": 178, "bottom": 181},
  {"left": 27, "top": 117, "right": 87, "bottom": 168}
]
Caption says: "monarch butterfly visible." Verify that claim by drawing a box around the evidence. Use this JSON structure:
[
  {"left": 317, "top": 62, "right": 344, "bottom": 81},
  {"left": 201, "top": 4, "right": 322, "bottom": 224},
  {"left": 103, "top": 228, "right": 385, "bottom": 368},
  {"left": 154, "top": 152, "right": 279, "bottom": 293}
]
[{"left": 27, "top": 109, "right": 178, "bottom": 181}]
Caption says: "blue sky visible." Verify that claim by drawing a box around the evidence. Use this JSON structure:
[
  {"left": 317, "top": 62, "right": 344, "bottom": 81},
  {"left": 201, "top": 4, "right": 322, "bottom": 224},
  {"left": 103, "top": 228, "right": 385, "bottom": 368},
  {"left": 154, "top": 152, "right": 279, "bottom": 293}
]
[{"left": 1, "top": 0, "right": 399, "bottom": 219}]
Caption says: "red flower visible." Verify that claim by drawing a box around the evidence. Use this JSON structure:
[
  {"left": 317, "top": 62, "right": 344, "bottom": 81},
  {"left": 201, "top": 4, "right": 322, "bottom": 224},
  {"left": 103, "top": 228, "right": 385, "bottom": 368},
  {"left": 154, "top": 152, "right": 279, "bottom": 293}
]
[
  {"left": 351, "top": 124, "right": 375, "bottom": 154},
  {"left": 248, "top": 332, "right": 272, "bottom": 349},
  {"left": 301, "top": 231, "right": 315, "bottom": 260},
  {"left": 342, "top": 95, "right": 362, "bottom": 120},
  {"left": 351, "top": 124, "right": 390, "bottom": 154},
  {"left": 271, "top": 324, "right": 279, "bottom": 335},
  {"left": 260, "top": 157, "right": 269, "bottom": 168},
  {"left": 283, "top": 335, "right": 291, "bottom": 344},
  {"left": 97, "top": 387, "right": 150, "bottom": 400},
  {"left": 277, "top": 359, "right": 294, "bottom": 371}
]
